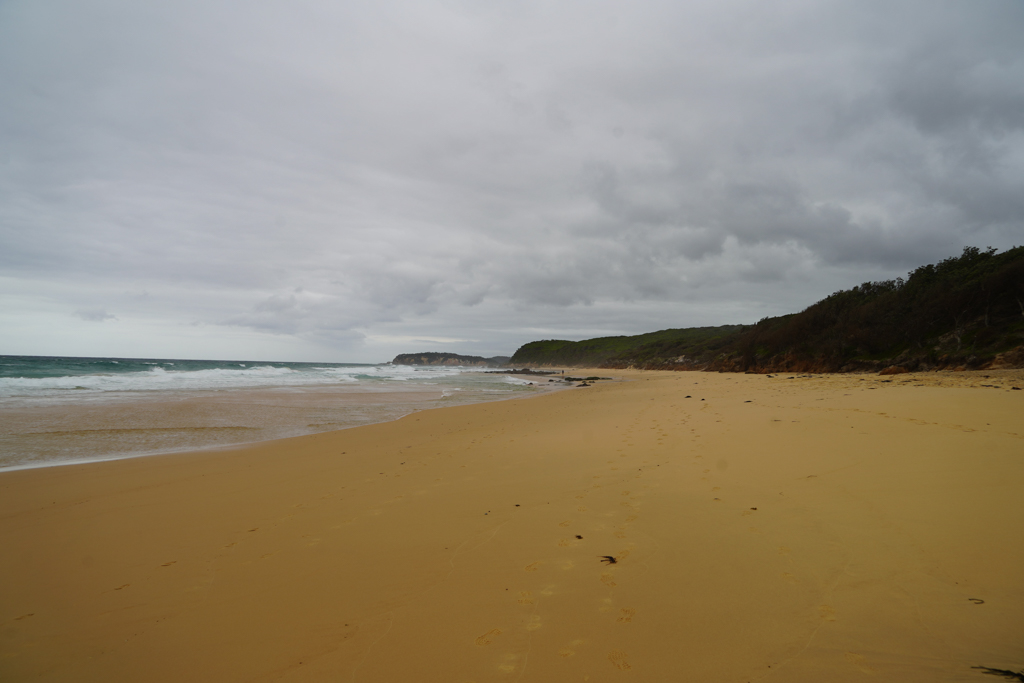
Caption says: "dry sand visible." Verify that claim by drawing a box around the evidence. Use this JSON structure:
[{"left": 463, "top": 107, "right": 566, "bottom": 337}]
[{"left": 1, "top": 369, "right": 1022, "bottom": 682}]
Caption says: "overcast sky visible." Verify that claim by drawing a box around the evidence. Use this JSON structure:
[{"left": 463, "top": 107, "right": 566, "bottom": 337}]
[{"left": 2, "top": 0, "right": 1022, "bottom": 362}]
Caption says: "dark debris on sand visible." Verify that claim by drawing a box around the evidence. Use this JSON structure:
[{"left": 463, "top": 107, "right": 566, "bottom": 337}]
[{"left": 973, "top": 667, "right": 1024, "bottom": 681}]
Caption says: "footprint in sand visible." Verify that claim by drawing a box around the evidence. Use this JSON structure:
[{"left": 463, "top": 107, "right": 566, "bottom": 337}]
[
  {"left": 526, "top": 615, "right": 543, "bottom": 631},
  {"left": 559, "top": 538, "right": 572, "bottom": 547},
  {"left": 844, "top": 652, "right": 876, "bottom": 674},
  {"left": 578, "top": 506, "right": 588, "bottom": 512},
  {"left": 14, "top": 613, "right": 34, "bottom": 620},
  {"left": 617, "top": 608, "right": 636, "bottom": 623},
  {"left": 559, "top": 520, "right": 572, "bottom": 527},
  {"left": 524, "top": 562, "right": 541, "bottom": 572},
  {"left": 497, "top": 658, "right": 518, "bottom": 673},
  {"left": 601, "top": 572, "right": 617, "bottom": 587},
  {"left": 475, "top": 628, "right": 502, "bottom": 646},
  {"left": 608, "top": 650, "right": 632, "bottom": 670},
  {"left": 559, "top": 648, "right": 576, "bottom": 658},
  {"left": 518, "top": 591, "right": 535, "bottom": 604}
]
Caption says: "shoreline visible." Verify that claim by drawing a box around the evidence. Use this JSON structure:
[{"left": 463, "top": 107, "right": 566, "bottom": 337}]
[
  {"left": 1, "top": 369, "right": 1021, "bottom": 681},
  {"left": 0, "top": 370, "right": 571, "bottom": 473}
]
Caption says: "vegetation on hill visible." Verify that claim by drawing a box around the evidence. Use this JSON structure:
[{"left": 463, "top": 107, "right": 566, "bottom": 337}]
[
  {"left": 509, "top": 326, "right": 745, "bottom": 367},
  {"left": 510, "top": 246, "right": 1024, "bottom": 372},
  {"left": 723, "top": 245, "right": 1024, "bottom": 371}
]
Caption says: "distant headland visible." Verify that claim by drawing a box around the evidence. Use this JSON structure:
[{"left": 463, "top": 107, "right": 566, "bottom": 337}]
[{"left": 391, "top": 352, "right": 511, "bottom": 367}]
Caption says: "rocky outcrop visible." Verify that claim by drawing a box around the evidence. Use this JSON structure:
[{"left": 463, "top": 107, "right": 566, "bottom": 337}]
[{"left": 987, "top": 346, "right": 1024, "bottom": 369}]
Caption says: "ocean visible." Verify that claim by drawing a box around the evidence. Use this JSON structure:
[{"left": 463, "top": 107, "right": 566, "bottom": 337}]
[{"left": 0, "top": 355, "right": 549, "bottom": 471}]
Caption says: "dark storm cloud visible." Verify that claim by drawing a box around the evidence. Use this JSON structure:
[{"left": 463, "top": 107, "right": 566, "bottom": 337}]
[{"left": 1, "top": 0, "right": 1022, "bottom": 360}]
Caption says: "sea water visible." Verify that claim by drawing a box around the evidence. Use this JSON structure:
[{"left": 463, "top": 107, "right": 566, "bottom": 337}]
[{"left": 0, "top": 355, "right": 549, "bottom": 471}]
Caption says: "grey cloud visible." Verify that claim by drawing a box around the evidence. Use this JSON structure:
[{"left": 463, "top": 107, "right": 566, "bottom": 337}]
[
  {"left": 2, "top": 0, "right": 1022, "bottom": 361},
  {"left": 75, "top": 309, "right": 117, "bottom": 322}
]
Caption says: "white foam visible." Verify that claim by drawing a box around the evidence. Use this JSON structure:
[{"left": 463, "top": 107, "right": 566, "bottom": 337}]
[
  {"left": 0, "top": 363, "right": 484, "bottom": 401},
  {"left": 502, "top": 375, "right": 541, "bottom": 386}
]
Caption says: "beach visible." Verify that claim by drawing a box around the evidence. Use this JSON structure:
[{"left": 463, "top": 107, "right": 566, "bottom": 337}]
[
  {"left": 0, "top": 358, "right": 550, "bottom": 471},
  {"left": 1, "top": 369, "right": 1022, "bottom": 681}
]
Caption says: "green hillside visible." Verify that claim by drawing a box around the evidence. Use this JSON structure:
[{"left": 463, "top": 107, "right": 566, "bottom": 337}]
[
  {"left": 510, "top": 246, "right": 1024, "bottom": 372},
  {"left": 721, "top": 245, "right": 1024, "bottom": 372},
  {"left": 509, "top": 326, "right": 746, "bottom": 366}
]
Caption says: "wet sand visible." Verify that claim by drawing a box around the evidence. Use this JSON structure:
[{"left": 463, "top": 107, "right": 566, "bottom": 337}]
[
  {"left": 1, "top": 369, "right": 1022, "bottom": 681},
  {"left": 0, "top": 376, "right": 553, "bottom": 471}
]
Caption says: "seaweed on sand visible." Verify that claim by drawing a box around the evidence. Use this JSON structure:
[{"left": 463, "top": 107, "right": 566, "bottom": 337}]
[{"left": 973, "top": 666, "right": 1024, "bottom": 681}]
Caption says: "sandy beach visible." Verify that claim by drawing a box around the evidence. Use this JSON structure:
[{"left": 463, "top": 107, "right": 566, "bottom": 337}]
[{"left": 1, "top": 369, "right": 1022, "bottom": 682}]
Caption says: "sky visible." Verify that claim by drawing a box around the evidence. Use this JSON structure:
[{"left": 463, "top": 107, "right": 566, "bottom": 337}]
[{"left": 2, "top": 0, "right": 1023, "bottom": 363}]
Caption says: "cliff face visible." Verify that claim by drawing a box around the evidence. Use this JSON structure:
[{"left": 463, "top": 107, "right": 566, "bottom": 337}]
[{"left": 391, "top": 352, "right": 510, "bottom": 367}]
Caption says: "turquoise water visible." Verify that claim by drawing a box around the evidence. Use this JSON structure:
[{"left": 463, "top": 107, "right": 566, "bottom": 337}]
[{"left": 0, "top": 355, "right": 547, "bottom": 471}]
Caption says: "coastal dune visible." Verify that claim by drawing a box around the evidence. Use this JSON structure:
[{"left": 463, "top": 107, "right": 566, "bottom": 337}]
[{"left": 2, "top": 370, "right": 1022, "bottom": 681}]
